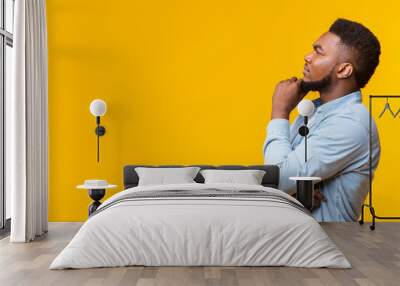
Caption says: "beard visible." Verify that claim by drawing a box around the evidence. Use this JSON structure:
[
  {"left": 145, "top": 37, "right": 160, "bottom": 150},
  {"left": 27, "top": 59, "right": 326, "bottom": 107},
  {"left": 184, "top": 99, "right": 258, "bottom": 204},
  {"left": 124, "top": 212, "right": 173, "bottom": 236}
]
[{"left": 300, "top": 71, "right": 333, "bottom": 93}]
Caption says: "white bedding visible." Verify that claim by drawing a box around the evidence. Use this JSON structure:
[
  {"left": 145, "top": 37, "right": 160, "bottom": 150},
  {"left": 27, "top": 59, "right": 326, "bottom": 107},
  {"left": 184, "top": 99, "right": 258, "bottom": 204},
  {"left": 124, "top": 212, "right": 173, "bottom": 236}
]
[{"left": 50, "top": 183, "right": 351, "bottom": 269}]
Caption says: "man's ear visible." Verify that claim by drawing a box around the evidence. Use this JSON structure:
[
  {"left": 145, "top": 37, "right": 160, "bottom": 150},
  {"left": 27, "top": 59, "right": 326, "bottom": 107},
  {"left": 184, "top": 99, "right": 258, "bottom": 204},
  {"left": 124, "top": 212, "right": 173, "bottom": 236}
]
[{"left": 336, "top": 63, "right": 354, "bottom": 79}]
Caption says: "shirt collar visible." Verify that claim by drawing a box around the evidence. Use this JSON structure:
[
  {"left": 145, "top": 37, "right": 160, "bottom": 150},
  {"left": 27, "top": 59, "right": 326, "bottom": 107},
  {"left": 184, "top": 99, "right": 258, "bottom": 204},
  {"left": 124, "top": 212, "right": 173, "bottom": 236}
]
[{"left": 312, "top": 90, "right": 362, "bottom": 114}]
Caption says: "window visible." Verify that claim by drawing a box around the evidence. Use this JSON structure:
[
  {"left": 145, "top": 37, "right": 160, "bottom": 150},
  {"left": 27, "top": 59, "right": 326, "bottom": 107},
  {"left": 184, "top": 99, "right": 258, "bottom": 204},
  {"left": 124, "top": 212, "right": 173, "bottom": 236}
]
[{"left": 0, "top": 0, "right": 14, "bottom": 232}]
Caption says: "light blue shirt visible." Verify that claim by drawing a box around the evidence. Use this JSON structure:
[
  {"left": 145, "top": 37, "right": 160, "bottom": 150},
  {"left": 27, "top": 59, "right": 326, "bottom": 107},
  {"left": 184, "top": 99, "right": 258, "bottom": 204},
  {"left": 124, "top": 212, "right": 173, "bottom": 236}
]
[{"left": 263, "top": 91, "right": 380, "bottom": 222}]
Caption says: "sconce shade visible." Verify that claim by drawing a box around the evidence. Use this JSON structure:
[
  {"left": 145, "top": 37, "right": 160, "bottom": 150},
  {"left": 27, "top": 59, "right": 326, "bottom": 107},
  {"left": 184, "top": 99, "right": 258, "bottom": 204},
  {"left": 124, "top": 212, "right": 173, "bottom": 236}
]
[
  {"left": 90, "top": 99, "right": 107, "bottom": 117},
  {"left": 298, "top": 99, "right": 315, "bottom": 117}
]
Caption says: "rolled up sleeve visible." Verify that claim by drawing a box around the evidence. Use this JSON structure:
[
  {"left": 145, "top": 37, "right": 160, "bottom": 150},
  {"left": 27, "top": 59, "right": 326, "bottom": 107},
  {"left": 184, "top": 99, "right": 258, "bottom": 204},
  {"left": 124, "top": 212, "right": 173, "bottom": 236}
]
[{"left": 263, "top": 119, "right": 292, "bottom": 165}]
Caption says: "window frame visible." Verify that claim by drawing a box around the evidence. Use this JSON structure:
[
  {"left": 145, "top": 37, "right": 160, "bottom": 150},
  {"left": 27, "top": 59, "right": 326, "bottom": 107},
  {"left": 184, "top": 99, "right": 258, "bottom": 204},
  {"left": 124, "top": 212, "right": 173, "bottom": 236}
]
[{"left": 0, "top": 0, "right": 14, "bottom": 231}]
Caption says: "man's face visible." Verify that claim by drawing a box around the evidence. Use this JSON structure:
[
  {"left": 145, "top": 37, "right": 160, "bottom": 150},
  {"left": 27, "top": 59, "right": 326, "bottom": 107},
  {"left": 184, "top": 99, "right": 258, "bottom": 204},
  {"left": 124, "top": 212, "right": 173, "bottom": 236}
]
[{"left": 301, "top": 32, "right": 342, "bottom": 92}]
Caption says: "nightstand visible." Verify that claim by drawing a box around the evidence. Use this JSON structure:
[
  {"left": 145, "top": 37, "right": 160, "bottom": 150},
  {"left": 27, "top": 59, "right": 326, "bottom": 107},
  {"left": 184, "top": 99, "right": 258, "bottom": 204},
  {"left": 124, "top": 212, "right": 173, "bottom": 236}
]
[
  {"left": 289, "top": 176, "right": 321, "bottom": 211},
  {"left": 77, "top": 180, "right": 117, "bottom": 216}
]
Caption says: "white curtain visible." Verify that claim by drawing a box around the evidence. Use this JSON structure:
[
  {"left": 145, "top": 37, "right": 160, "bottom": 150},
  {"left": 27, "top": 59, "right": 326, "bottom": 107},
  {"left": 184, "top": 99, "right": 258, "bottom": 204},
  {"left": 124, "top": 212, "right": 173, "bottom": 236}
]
[{"left": 7, "top": 0, "right": 48, "bottom": 242}]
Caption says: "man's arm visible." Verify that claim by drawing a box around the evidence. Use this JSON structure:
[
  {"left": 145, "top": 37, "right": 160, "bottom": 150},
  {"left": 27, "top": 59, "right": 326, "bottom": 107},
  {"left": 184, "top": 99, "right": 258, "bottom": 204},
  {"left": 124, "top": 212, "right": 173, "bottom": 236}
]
[
  {"left": 264, "top": 115, "right": 369, "bottom": 194},
  {"left": 262, "top": 76, "right": 306, "bottom": 194}
]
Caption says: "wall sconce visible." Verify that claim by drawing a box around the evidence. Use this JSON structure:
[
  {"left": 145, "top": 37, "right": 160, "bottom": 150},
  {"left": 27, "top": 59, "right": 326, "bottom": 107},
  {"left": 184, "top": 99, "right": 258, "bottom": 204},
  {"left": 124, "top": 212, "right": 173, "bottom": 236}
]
[
  {"left": 90, "top": 99, "right": 107, "bottom": 162},
  {"left": 289, "top": 100, "right": 321, "bottom": 211},
  {"left": 297, "top": 99, "right": 315, "bottom": 162}
]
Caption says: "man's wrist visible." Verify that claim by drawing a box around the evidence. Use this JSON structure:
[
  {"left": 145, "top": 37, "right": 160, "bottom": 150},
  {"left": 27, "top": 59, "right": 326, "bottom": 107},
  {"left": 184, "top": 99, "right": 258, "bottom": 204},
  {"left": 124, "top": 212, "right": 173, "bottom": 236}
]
[{"left": 271, "top": 109, "right": 290, "bottom": 120}]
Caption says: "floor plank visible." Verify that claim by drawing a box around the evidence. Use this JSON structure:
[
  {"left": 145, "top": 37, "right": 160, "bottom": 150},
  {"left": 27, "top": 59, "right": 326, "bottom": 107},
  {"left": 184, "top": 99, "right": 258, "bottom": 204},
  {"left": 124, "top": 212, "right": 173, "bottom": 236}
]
[{"left": 0, "top": 222, "right": 399, "bottom": 286}]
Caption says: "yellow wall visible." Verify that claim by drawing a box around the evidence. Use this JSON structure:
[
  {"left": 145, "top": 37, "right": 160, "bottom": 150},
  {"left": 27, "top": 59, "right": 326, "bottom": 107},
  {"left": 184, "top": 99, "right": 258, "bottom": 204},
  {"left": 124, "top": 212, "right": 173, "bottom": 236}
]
[{"left": 47, "top": 0, "right": 400, "bottom": 221}]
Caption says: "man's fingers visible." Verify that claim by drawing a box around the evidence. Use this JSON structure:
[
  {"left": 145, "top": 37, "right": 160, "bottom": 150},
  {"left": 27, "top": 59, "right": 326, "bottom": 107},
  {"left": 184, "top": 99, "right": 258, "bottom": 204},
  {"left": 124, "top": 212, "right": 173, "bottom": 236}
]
[
  {"left": 280, "top": 77, "right": 297, "bottom": 83},
  {"left": 314, "top": 191, "right": 327, "bottom": 202},
  {"left": 319, "top": 191, "right": 327, "bottom": 202}
]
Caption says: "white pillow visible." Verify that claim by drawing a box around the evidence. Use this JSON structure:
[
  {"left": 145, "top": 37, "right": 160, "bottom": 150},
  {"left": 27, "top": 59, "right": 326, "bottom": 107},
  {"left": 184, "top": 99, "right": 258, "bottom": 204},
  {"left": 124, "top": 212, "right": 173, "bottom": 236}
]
[
  {"left": 135, "top": 167, "right": 201, "bottom": 186},
  {"left": 200, "top": 169, "right": 266, "bottom": 185}
]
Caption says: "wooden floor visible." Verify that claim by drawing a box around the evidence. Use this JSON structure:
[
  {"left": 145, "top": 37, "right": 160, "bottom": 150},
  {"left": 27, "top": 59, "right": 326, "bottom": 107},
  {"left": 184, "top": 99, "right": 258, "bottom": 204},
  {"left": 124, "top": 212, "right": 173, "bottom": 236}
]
[{"left": 0, "top": 222, "right": 399, "bottom": 286}]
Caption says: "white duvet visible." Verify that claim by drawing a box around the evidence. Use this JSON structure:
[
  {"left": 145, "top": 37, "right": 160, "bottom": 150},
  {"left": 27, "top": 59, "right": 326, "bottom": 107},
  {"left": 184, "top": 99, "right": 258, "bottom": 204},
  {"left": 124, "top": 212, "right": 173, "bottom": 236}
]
[{"left": 50, "top": 183, "right": 351, "bottom": 269}]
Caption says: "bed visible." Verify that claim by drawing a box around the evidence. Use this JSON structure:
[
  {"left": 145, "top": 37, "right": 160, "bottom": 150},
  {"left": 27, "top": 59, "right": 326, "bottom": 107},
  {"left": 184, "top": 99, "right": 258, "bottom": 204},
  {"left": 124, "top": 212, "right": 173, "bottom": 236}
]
[{"left": 50, "top": 165, "right": 350, "bottom": 269}]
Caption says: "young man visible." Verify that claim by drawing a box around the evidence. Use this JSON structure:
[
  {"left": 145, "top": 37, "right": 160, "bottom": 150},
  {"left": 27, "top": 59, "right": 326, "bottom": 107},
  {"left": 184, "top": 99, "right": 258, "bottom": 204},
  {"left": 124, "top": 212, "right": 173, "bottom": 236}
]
[{"left": 263, "top": 18, "right": 381, "bottom": 222}]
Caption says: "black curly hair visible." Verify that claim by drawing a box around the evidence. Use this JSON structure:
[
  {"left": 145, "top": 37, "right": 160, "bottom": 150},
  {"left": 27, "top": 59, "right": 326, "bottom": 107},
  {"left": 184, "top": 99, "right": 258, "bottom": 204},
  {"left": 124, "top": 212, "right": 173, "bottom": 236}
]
[{"left": 329, "top": 18, "right": 381, "bottom": 89}]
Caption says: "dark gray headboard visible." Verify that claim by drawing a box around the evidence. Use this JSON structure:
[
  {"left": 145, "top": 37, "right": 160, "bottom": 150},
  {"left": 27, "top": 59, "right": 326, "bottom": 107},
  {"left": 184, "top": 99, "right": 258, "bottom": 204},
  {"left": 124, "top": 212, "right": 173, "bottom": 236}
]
[{"left": 123, "top": 165, "right": 280, "bottom": 189}]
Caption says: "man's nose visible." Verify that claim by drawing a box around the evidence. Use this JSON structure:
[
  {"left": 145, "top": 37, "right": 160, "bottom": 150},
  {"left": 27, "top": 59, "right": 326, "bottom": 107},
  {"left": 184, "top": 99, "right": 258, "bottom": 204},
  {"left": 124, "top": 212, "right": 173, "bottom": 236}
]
[{"left": 304, "top": 53, "right": 312, "bottom": 63}]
